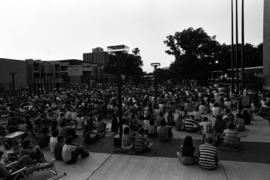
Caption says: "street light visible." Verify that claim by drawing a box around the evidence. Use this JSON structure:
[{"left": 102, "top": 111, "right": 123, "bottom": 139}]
[
  {"left": 151, "top": 62, "right": 160, "bottom": 108},
  {"left": 107, "top": 45, "right": 129, "bottom": 142},
  {"left": 9, "top": 72, "right": 17, "bottom": 95}
]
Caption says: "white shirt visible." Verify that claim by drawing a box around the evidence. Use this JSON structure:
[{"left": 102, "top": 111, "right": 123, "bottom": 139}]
[
  {"left": 50, "top": 137, "right": 58, "bottom": 152},
  {"left": 62, "top": 144, "right": 77, "bottom": 162}
]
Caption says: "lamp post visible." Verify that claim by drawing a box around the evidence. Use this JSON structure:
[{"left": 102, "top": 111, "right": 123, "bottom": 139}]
[
  {"left": 241, "top": 0, "right": 245, "bottom": 89},
  {"left": 231, "top": 0, "right": 235, "bottom": 93},
  {"left": 235, "top": 0, "right": 239, "bottom": 95},
  {"left": 151, "top": 63, "right": 160, "bottom": 108},
  {"left": 107, "top": 45, "right": 129, "bottom": 140},
  {"left": 10, "top": 72, "right": 17, "bottom": 95}
]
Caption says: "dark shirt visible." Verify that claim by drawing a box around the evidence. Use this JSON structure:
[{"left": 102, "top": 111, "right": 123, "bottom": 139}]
[
  {"left": 182, "top": 145, "right": 195, "bottom": 157},
  {"left": 54, "top": 142, "right": 63, "bottom": 161},
  {"left": 214, "top": 120, "right": 226, "bottom": 133},
  {"left": 38, "top": 134, "right": 50, "bottom": 149}
]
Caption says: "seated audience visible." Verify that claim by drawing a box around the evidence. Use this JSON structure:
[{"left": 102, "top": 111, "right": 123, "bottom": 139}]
[
  {"left": 184, "top": 115, "right": 200, "bottom": 132},
  {"left": 157, "top": 120, "right": 172, "bottom": 142},
  {"left": 198, "top": 137, "right": 219, "bottom": 170},
  {"left": 50, "top": 130, "right": 59, "bottom": 153},
  {"left": 121, "top": 127, "right": 133, "bottom": 151},
  {"left": 62, "top": 137, "right": 89, "bottom": 164},
  {"left": 54, "top": 136, "right": 64, "bottom": 161},
  {"left": 38, "top": 128, "right": 50, "bottom": 149},
  {"left": 176, "top": 136, "right": 195, "bottom": 165},
  {"left": 223, "top": 122, "right": 240, "bottom": 150},
  {"left": 134, "top": 128, "right": 153, "bottom": 153}
]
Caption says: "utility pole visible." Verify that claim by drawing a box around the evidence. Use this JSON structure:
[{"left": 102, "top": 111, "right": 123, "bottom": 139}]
[
  {"left": 235, "top": 0, "right": 239, "bottom": 95},
  {"left": 10, "top": 72, "right": 17, "bottom": 95},
  {"left": 231, "top": 0, "right": 235, "bottom": 94},
  {"left": 151, "top": 63, "right": 161, "bottom": 108},
  {"left": 241, "top": 0, "right": 245, "bottom": 89}
]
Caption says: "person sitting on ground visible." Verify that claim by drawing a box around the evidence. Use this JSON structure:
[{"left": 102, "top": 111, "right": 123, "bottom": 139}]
[
  {"left": 38, "top": 127, "right": 50, "bottom": 149},
  {"left": 54, "top": 136, "right": 64, "bottom": 161},
  {"left": 96, "top": 116, "right": 106, "bottom": 138},
  {"left": 199, "top": 117, "right": 214, "bottom": 143},
  {"left": 50, "top": 130, "right": 59, "bottom": 153},
  {"left": 83, "top": 123, "right": 98, "bottom": 144},
  {"left": 211, "top": 103, "right": 221, "bottom": 118},
  {"left": 0, "top": 151, "right": 54, "bottom": 179},
  {"left": 198, "top": 137, "right": 219, "bottom": 170},
  {"left": 176, "top": 136, "right": 195, "bottom": 165},
  {"left": 121, "top": 127, "right": 134, "bottom": 151},
  {"left": 19, "top": 140, "right": 46, "bottom": 163},
  {"left": 234, "top": 114, "right": 245, "bottom": 132},
  {"left": 184, "top": 115, "right": 200, "bottom": 132},
  {"left": 241, "top": 108, "right": 251, "bottom": 125},
  {"left": 166, "top": 110, "right": 175, "bottom": 126},
  {"left": 62, "top": 137, "right": 89, "bottom": 164},
  {"left": 134, "top": 128, "right": 154, "bottom": 153},
  {"left": 222, "top": 122, "right": 241, "bottom": 150},
  {"left": 157, "top": 120, "right": 172, "bottom": 142},
  {"left": 213, "top": 115, "right": 227, "bottom": 145},
  {"left": 147, "top": 118, "right": 158, "bottom": 138}
]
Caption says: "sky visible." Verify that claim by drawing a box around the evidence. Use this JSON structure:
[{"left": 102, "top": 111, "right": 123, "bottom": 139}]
[{"left": 0, "top": 0, "right": 264, "bottom": 72}]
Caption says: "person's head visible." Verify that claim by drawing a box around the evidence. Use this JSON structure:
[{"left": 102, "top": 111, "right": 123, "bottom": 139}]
[
  {"left": 41, "top": 127, "right": 49, "bottom": 135},
  {"left": 138, "top": 127, "right": 144, "bottom": 135},
  {"left": 227, "top": 122, "right": 235, "bottom": 130},
  {"left": 203, "top": 117, "right": 208, "bottom": 122},
  {"left": 123, "top": 127, "right": 130, "bottom": 135},
  {"left": 65, "top": 137, "right": 73, "bottom": 145},
  {"left": 52, "top": 130, "right": 59, "bottom": 137},
  {"left": 160, "top": 120, "right": 166, "bottom": 127},
  {"left": 205, "top": 137, "right": 213, "bottom": 144},
  {"left": 183, "top": 136, "right": 193, "bottom": 147},
  {"left": 0, "top": 151, "right": 4, "bottom": 159},
  {"left": 21, "top": 140, "right": 31, "bottom": 149},
  {"left": 57, "top": 136, "right": 64, "bottom": 143}
]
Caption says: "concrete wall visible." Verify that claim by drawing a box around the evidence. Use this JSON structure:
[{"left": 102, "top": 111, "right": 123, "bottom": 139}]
[
  {"left": 0, "top": 58, "right": 27, "bottom": 90},
  {"left": 263, "top": 0, "right": 270, "bottom": 90}
]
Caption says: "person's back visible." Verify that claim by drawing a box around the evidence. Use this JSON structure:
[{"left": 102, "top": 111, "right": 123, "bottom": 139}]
[
  {"left": 62, "top": 144, "right": 76, "bottom": 163},
  {"left": 38, "top": 128, "right": 50, "bottom": 149},
  {"left": 134, "top": 133, "right": 146, "bottom": 153},
  {"left": 198, "top": 137, "right": 218, "bottom": 170},
  {"left": 54, "top": 136, "right": 64, "bottom": 161},
  {"left": 223, "top": 123, "right": 240, "bottom": 148},
  {"left": 157, "top": 121, "right": 170, "bottom": 141},
  {"left": 184, "top": 116, "right": 199, "bottom": 132}
]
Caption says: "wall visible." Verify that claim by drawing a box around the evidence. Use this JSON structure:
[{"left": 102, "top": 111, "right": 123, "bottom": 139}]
[{"left": 263, "top": 0, "right": 270, "bottom": 90}]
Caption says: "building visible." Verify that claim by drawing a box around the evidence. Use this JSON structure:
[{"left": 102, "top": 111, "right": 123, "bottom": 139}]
[
  {"left": 83, "top": 47, "right": 109, "bottom": 66},
  {"left": 0, "top": 58, "right": 27, "bottom": 91},
  {"left": 26, "top": 59, "right": 68, "bottom": 91},
  {"left": 263, "top": 0, "right": 270, "bottom": 90},
  {"left": 83, "top": 47, "right": 111, "bottom": 82},
  {"left": 57, "top": 59, "right": 94, "bottom": 85}
]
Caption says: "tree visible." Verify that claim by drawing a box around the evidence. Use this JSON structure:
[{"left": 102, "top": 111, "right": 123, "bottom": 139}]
[
  {"left": 164, "top": 27, "right": 220, "bottom": 81},
  {"left": 104, "top": 48, "right": 143, "bottom": 83}
]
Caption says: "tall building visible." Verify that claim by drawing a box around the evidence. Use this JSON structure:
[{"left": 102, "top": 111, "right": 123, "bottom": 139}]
[
  {"left": 263, "top": 0, "right": 270, "bottom": 90},
  {"left": 83, "top": 47, "right": 109, "bottom": 66}
]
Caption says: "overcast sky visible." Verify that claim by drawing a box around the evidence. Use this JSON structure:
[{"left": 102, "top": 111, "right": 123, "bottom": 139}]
[{"left": 0, "top": 0, "right": 264, "bottom": 72}]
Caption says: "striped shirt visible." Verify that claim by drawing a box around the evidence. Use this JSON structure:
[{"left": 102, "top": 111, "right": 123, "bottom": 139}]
[
  {"left": 134, "top": 134, "right": 146, "bottom": 152},
  {"left": 223, "top": 129, "right": 239, "bottom": 145},
  {"left": 184, "top": 118, "right": 198, "bottom": 131},
  {"left": 199, "top": 144, "right": 218, "bottom": 170}
]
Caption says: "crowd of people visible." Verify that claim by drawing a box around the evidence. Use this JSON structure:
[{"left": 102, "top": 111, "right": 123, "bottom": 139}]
[{"left": 0, "top": 81, "right": 267, "bottom": 178}]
